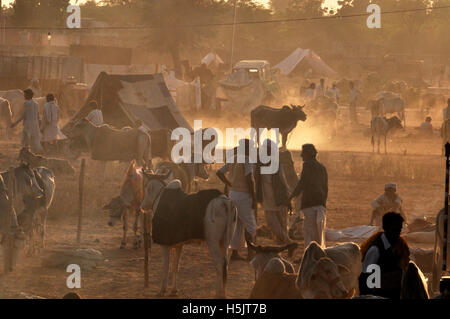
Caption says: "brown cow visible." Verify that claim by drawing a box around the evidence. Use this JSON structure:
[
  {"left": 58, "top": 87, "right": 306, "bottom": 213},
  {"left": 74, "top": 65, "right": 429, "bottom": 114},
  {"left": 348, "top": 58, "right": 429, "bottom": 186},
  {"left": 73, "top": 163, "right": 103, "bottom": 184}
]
[
  {"left": 251, "top": 104, "right": 307, "bottom": 149},
  {"left": 103, "top": 161, "right": 145, "bottom": 249}
]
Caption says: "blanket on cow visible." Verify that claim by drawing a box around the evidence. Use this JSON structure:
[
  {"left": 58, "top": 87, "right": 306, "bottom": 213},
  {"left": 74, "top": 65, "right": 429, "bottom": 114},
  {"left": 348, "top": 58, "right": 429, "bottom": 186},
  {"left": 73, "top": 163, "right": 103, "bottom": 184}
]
[
  {"left": 152, "top": 188, "right": 223, "bottom": 245},
  {"left": 91, "top": 125, "right": 149, "bottom": 161},
  {"left": 249, "top": 272, "right": 301, "bottom": 299}
]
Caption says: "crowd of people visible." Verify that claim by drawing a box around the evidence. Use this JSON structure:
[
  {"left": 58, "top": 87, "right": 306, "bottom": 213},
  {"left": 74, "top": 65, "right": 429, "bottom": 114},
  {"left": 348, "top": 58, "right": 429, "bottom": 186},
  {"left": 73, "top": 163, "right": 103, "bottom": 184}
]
[
  {"left": 9, "top": 90, "right": 105, "bottom": 155},
  {"left": 214, "top": 137, "right": 427, "bottom": 299}
]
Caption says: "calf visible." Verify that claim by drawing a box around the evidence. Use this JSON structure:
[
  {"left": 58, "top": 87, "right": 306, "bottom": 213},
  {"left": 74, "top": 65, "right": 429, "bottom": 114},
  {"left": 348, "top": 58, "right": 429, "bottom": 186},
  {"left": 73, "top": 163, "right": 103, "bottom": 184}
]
[
  {"left": 249, "top": 266, "right": 301, "bottom": 299},
  {"left": 247, "top": 240, "right": 298, "bottom": 280},
  {"left": 18, "top": 147, "right": 75, "bottom": 176},
  {"left": 103, "top": 161, "right": 144, "bottom": 249},
  {"left": 371, "top": 116, "right": 403, "bottom": 154},
  {"left": 297, "top": 241, "right": 362, "bottom": 299}
]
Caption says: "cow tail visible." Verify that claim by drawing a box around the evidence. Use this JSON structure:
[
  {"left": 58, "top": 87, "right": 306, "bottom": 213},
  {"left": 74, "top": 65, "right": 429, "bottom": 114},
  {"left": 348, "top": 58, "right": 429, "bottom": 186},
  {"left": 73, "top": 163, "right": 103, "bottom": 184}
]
[
  {"left": 144, "top": 134, "right": 152, "bottom": 168},
  {"left": 222, "top": 195, "right": 236, "bottom": 286}
]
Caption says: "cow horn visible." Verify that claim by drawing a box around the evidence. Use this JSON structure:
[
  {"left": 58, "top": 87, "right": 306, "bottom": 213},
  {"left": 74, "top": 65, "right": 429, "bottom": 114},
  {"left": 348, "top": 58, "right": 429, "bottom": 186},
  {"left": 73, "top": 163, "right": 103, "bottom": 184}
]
[
  {"left": 143, "top": 170, "right": 170, "bottom": 180},
  {"left": 245, "top": 238, "right": 261, "bottom": 253},
  {"left": 245, "top": 239, "right": 298, "bottom": 255}
]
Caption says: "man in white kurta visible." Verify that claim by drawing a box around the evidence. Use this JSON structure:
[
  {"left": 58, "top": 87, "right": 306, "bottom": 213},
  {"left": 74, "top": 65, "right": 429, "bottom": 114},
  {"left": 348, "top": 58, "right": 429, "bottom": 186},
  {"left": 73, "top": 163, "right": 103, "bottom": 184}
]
[
  {"left": 42, "top": 94, "right": 66, "bottom": 146},
  {"left": 10, "top": 89, "right": 42, "bottom": 153},
  {"left": 326, "top": 83, "right": 340, "bottom": 104},
  {"left": 86, "top": 100, "right": 103, "bottom": 126}
]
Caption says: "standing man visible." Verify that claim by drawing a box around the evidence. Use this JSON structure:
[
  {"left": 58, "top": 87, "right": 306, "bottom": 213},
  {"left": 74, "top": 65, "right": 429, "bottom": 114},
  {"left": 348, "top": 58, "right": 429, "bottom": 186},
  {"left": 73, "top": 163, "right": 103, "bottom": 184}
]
[
  {"left": 442, "top": 98, "right": 450, "bottom": 122},
  {"left": 41, "top": 94, "right": 66, "bottom": 152},
  {"left": 326, "top": 82, "right": 340, "bottom": 104},
  {"left": 192, "top": 63, "right": 214, "bottom": 110},
  {"left": 86, "top": 100, "right": 103, "bottom": 126},
  {"left": 287, "top": 144, "right": 328, "bottom": 248},
  {"left": 217, "top": 139, "right": 257, "bottom": 261},
  {"left": 10, "top": 89, "right": 42, "bottom": 153},
  {"left": 304, "top": 83, "right": 316, "bottom": 102},
  {"left": 316, "top": 78, "right": 325, "bottom": 98},
  {"left": 359, "top": 212, "right": 410, "bottom": 299},
  {"left": 256, "top": 139, "right": 292, "bottom": 245},
  {"left": 349, "top": 81, "right": 360, "bottom": 124}
]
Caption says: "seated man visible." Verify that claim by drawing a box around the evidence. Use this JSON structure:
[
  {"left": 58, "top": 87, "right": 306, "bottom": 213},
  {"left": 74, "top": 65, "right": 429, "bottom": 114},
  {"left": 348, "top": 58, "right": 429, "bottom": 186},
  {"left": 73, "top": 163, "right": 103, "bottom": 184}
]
[
  {"left": 419, "top": 116, "right": 433, "bottom": 136},
  {"left": 370, "top": 183, "right": 406, "bottom": 227},
  {"left": 85, "top": 100, "right": 103, "bottom": 126},
  {"left": 359, "top": 212, "right": 410, "bottom": 299}
]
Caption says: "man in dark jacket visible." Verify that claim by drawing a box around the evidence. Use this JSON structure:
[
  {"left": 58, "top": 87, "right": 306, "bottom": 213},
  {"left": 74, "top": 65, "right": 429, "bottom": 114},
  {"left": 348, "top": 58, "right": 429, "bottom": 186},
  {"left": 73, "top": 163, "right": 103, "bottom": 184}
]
[{"left": 288, "top": 144, "right": 328, "bottom": 248}]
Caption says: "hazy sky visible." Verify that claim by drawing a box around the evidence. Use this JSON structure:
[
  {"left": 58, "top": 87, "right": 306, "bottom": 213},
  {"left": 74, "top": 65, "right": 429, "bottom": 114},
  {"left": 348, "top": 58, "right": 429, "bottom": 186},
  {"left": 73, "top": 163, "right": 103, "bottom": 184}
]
[
  {"left": 2, "top": 0, "right": 90, "bottom": 6},
  {"left": 3, "top": 0, "right": 340, "bottom": 10}
]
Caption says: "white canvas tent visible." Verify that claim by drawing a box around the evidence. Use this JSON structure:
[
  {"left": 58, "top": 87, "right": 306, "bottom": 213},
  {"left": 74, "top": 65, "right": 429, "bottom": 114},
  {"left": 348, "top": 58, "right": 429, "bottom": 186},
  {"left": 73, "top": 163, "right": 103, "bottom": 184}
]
[
  {"left": 201, "top": 52, "right": 224, "bottom": 69},
  {"left": 161, "top": 66, "right": 201, "bottom": 110},
  {"left": 274, "top": 48, "right": 337, "bottom": 78},
  {"left": 83, "top": 64, "right": 156, "bottom": 87},
  {"left": 66, "top": 72, "right": 192, "bottom": 132}
]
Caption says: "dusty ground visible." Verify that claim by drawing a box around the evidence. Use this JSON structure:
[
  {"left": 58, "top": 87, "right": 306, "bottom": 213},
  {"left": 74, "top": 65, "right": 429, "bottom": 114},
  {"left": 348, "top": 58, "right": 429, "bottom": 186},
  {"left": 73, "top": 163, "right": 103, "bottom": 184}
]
[{"left": 0, "top": 107, "right": 446, "bottom": 299}]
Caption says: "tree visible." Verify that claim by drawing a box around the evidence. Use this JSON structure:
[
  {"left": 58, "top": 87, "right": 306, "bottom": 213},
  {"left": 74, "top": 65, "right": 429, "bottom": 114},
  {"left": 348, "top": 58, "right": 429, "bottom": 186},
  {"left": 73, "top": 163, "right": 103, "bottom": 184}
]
[
  {"left": 11, "top": 0, "right": 70, "bottom": 27},
  {"left": 141, "top": 0, "right": 229, "bottom": 75}
]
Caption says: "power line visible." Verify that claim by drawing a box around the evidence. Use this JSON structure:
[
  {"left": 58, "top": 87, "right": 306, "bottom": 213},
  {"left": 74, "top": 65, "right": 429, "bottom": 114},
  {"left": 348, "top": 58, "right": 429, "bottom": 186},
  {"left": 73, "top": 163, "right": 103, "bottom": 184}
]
[{"left": 2, "top": 4, "right": 450, "bottom": 31}]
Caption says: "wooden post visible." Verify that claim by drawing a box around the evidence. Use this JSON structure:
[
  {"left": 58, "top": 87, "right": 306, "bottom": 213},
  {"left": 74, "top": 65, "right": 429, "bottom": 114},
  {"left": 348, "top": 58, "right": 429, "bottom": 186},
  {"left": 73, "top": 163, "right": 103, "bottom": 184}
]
[
  {"left": 443, "top": 143, "right": 450, "bottom": 272},
  {"left": 77, "top": 159, "right": 86, "bottom": 244},
  {"left": 4, "top": 167, "right": 15, "bottom": 272},
  {"left": 143, "top": 211, "right": 150, "bottom": 288}
]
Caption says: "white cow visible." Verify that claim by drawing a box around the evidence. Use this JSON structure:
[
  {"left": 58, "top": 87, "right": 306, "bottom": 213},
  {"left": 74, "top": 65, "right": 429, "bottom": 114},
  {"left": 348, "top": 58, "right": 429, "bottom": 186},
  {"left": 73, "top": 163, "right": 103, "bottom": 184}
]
[
  {"left": 0, "top": 90, "right": 47, "bottom": 120},
  {"left": 368, "top": 91, "right": 406, "bottom": 127},
  {"left": 141, "top": 173, "right": 237, "bottom": 298},
  {"left": 296, "top": 241, "right": 362, "bottom": 299}
]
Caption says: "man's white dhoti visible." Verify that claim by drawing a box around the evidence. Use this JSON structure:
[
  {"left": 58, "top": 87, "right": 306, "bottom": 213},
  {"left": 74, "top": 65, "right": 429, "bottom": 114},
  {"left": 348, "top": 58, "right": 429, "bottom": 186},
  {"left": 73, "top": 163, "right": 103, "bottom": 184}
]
[
  {"left": 229, "top": 190, "right": 257, "bottom": 251},
  {"left": 302, "top": 205, "right": 326, "bottom": 248}
]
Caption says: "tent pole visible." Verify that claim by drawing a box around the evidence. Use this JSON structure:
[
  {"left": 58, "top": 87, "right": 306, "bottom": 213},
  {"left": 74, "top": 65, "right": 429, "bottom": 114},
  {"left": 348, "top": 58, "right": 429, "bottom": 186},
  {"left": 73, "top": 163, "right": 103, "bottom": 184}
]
[{"left": 229, "top": 0, "right": 238, "bottom": 73}]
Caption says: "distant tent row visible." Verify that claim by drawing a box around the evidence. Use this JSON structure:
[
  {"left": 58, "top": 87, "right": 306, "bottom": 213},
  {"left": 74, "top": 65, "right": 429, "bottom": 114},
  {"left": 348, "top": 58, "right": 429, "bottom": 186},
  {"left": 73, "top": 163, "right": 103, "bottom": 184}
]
[
  {"left": 274, "top": 48, "right": 337, "bottom": 78},
  {"left": 83, "top": 64, "right": 157, "bottom": 87},
  {"left": 65, "top": 72, "right": 192, "bottom": 132}
]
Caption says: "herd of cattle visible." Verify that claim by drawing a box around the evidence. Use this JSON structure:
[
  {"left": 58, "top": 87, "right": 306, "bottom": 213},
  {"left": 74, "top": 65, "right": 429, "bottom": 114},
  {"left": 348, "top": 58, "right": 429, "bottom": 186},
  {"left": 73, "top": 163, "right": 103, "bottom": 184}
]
[
  {"left": 0, "top": 122, "right": 446, "bottom": 299},
  {"left": 0, "top": 76, "right": 448, "bottom": 298}
]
